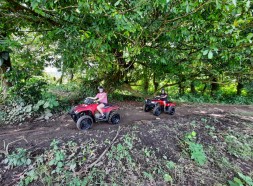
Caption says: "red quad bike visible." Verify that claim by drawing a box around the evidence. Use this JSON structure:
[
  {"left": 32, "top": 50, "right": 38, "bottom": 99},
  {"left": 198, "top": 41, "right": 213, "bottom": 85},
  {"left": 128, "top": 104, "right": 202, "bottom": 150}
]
[
  {"left": 68, "top": 98, "right": 121, "bottom": 130},
  {"left": 143, "top": 96, "right": 176, "bottom": 116}
]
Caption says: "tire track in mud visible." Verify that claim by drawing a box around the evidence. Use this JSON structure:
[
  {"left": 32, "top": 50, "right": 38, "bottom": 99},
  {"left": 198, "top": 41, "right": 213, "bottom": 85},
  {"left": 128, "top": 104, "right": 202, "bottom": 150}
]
[{"left": 0, "top": 103, "right": 253, "bottom": 151}]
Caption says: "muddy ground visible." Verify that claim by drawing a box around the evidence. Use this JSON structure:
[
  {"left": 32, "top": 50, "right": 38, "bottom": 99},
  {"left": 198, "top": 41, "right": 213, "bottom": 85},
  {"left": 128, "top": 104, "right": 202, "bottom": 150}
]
[{"left": 0, "top": 102, "right": 253, "bottom": 185}]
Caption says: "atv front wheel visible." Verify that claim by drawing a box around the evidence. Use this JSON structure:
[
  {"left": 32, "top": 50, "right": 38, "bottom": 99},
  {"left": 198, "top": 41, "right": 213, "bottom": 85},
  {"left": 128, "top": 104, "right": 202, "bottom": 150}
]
[
  {"left": 76, "top": 115, "right": 93, "bottom": 130},
  {"left": 153, "top": 105, "right": 162, "bottom": 116},
  {"left": 143, "top": 104, "right": 151, "bottom": 112},
  {"left": 70, "top": 114, "right": 78, "bottom": 122},
  {"left": 168, "top": 106, "right": 175, "bottom": 115},
  {"left": 108, "top": 112, "right": 121, "bottom": 125}
]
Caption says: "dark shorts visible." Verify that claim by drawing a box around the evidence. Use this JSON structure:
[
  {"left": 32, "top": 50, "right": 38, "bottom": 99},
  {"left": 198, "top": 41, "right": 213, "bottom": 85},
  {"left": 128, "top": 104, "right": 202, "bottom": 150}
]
[
  {"left": 160, "top": 98, "right": 168, "bottom": 101},
  {"left": 98, "top": 102, "right": 109, "bottom": 106}
]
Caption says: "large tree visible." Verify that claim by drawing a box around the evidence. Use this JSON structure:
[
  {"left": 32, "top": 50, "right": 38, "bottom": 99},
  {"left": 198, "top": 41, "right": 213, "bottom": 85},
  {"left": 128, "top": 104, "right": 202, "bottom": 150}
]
[{"left": 0, "top": 0, "right": 252, "bottom": 96}]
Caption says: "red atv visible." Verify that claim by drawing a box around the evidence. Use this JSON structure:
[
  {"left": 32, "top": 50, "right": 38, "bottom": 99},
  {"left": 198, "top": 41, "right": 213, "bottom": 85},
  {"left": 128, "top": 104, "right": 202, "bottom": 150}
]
[
  {"left": 69, "top": 98, "right": 120, "bottom": 130},
  {"left": 143, "top": 96, "right": 176, "bottom": 116}
]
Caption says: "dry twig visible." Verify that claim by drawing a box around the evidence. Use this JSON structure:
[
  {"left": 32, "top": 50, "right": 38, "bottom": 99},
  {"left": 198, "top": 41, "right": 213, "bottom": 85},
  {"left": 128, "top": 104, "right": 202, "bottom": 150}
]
[
  {"left": 0, "top": 136, "right": 28, "bottom": 155},
  {"left": 76, "top": 126, "right": 121, "bottom": 176}
]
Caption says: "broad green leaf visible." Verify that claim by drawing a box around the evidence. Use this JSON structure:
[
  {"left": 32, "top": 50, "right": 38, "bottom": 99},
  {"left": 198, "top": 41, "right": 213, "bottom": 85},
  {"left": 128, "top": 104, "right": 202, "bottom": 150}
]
[
  {"left": 25, "top": 105, "right": 32, "bottom": 113},
  {"left": 191, "top": 131, "right": 197, "bottom": 137},
  {"left": 166, "top": 161, "right": 175, "bottom": 169},
  {"left": 203, "top": 50, "right": 209, "bottom": 55},
  {"left": 26, "top": 159, "right": 32, "bottom": 165},
  {"left": 228, "top": 180, "right": 239, "bottom": 186},
  {"left": 247, "top": 33, "right": 253, "bottom": 40},
  {"left": 238, "top": 173, "right": 253, "bottom": 186},
  {"left": 43, "top": 102, "right": 50, "bottom": 109},
  {"left": 234, "top": 177, "right": 243, "bottom": 185},
  {"left": 44, "top": 112, "right": 53, "bottom": 120},
  {"left": 232, "top": 0, "right": 237, "bottom": 6},
  {"left": 164, "top": 173, "right": 173, "bottom": 182},
  {"left": 37, "top": 100, "right": 45, "bottom": 106},
  {"left": 114, "top": 0, "right": 121, "bottom": 6},
  {"left": 70, "top": 163, "right": 76, "bottom": 171},
  {"left": 246, "top": 1, "right": 250, "bottom": 9},
  {"left": 186, "top": 1, "right": 190, "bottom": 13},
  {"left": 208, "top": 51, "right": 213, "bottom": 59}
]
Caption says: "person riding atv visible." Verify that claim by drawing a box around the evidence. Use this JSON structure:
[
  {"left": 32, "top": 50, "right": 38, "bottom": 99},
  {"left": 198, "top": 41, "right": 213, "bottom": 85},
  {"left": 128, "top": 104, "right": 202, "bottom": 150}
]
[
  {"left": 158, "top": 88, "right": 168, "bottom": 110},
  {"left": 87, "top": 86, "right": 108, "bottom": 119},
  {"left": 143, "top": 88, "right": 176, "bottom": 116},
  {"left": 69, "top": 86, "right": 120, "bottom": 130}
]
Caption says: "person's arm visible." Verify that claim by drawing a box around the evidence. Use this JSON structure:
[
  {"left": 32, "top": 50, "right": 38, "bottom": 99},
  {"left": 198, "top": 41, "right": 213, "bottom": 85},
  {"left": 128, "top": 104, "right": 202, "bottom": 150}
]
[
  {"left": 97, "top": 93, "right": 106, "bottom": 102},
  {"left": 87, "top": 95, "right": 98, "bottom": 99},
  {"left": 160, "top": 94, "right": 167, "bottom": 98}
]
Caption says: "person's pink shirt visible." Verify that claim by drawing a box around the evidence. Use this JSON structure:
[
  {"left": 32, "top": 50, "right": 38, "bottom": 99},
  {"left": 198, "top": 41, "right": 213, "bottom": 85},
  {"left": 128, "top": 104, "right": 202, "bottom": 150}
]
[{"left": 96, "top": 92, "right": 108, "bottom": 104}]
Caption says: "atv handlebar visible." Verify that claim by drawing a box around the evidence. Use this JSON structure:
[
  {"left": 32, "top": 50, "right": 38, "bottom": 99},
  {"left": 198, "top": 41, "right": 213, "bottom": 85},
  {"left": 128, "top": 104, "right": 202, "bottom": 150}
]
[{"left": 84, "top": 97, "right": 99, "bottom": 104}]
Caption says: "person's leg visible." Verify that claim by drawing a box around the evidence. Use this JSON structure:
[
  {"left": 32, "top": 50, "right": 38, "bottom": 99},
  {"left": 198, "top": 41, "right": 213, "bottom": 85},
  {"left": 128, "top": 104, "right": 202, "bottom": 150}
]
[
  {"left": 163, "top": 101, "right": 166, "bottom": 111},
  {"left": 97, "top": 103, "right": 105, "bottom": 118}
]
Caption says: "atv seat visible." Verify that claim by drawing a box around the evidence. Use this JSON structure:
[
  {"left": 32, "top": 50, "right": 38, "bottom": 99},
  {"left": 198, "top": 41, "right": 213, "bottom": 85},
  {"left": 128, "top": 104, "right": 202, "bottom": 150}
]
[{"left": 104, "top": 104, "right": 113, "bottom": 108}]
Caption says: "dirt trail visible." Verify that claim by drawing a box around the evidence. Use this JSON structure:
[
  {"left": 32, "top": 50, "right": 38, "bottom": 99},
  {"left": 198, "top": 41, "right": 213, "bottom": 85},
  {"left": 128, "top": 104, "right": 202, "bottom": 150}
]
[
  {"left": 1, "top": 102, "right": 253, "bottom": 186},
  {"left": 0, "top": 102, "right": 253, "bottom": 152}
]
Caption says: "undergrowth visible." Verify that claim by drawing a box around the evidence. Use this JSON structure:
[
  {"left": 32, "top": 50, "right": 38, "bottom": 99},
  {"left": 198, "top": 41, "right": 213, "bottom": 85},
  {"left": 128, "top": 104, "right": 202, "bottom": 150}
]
[
  {"left": 2, "top": 114, "right": 252, "bottom": 185},
  {"left": 174, "top": 93, "right": 253, "bottom": 105}
]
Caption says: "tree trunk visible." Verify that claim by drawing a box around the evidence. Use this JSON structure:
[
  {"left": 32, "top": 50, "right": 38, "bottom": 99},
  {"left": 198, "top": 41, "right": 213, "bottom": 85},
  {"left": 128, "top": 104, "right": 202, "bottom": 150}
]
[
  {"left": 236, "top": 79, "right": 243, "bottom": 96},
  {"left": 0, "top": 51, "right": 12, "bottom": 99},
  {"left": 178, "top": 76, "right": 185, "bottom": 96},
  {"left": 58, "top": 73, "right": 64, "bottom": 84},
  {"left": 121, "top": 83, "right": 144, "bottom": 97},
  {"left": 202, "top": 83, "right": 207, "bottom": 95},
  {"left": 210, "top": 77, "right": 219, "bottom": 97},
  {"left": 178, "top": 82, "right": 185, "bottom": 96},
  {"left": 143, "top": 68, "right": 149, "bottom": 94},
  {"left": 153, "top": 73, "right": 159, "bottom": 93},
  {"left": 69, "top": 69, "right": 74, "bottom": 81},
  {"left": 190, "top": 81, "right": 196, "bottom": 94},
  {"left": 58, "top": 62, "right": 65, "bottom": 84}
]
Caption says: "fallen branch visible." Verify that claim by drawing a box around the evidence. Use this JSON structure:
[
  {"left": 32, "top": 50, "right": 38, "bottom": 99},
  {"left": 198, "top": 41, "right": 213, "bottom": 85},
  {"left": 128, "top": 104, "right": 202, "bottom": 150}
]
[
  {"left": 0, "top": 136, "right": 28, "bottom": 155},
  {"left": 76, "top": 126, "right": 121, "bottom": 176}
]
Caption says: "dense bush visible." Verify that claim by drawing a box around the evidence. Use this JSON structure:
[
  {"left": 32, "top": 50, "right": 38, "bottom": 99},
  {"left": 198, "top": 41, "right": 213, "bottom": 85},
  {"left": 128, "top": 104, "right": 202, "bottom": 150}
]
[
  {"left": 7, "top": 76, "right": 47, "bottom": 104},
  {"left": 0, "top": 77, "right": 63, "bottom": 125},
  {"left": 172, "top": 93, "right": 253, "bottom": 105}
]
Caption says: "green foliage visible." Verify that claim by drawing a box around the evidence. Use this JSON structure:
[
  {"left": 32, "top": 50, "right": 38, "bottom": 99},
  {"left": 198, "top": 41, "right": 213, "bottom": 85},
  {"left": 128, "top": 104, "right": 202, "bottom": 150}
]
[
  {"left": 163, "top": 173, "right": 173, "bottom": 182},
  {"left": 166, "top": 161, "right": 176, "bottom": 170},
  {"left": 2, "top": 92, "right": 59, "bottom": 124},
  {"left": 1, "top": 0, "right": 253, "bottom": 104},
  {"left": 48, "top": 141, "right": 66, "bottom": 174},
  {"left": 228, "top": 172, "right": 253, "bottom": 186},
  {"left": 1, "top": 114, "right": 252, "bottom": 185},
  {"left": 225, "top": 134, "right": 253, "bottom": 160},
  {"left": 14, "top": 133, "right": 178, "bottom": 185},
  {"left": 109, "top": 92, "right": 143, "bottom": 101},
  {"left": 188, "top": 142, "right": 207, "bottom": 166},
  {"left": 5, "top": 148, "right": 31, "bottom": 168},
  {"left": 175, "top": 93, "right": 253, "bottom": 105},
  {"left": 3, "top": 99, "right": 34, "bottom": 124},
  {"left": 8, "top": 76, "right": 47, "bottom": 104},
  {"left": 184, "top": 131, "right": 207, "bottom": 166},
  {"left": 0, "top": 110, "right": 6, "bottom": 123}
]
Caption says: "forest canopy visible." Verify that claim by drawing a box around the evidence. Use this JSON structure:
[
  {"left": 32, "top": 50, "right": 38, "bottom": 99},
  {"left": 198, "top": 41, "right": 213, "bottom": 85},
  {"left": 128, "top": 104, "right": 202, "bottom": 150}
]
[{"left": 0, "top": 0, "right": 253, "bottom": 100}]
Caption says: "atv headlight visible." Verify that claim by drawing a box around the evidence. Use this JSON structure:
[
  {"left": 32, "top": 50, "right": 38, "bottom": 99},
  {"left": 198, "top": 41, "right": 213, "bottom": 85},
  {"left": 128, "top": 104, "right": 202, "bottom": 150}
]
[{"left": 146, "top": 99, "right": 151, "bottom": 104}]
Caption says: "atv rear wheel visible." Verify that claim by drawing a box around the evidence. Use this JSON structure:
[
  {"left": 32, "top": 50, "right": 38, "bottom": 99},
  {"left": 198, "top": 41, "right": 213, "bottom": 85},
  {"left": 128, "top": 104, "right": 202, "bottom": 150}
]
[
  {"left": 76, "top": 115, "right": 93, "bottom": 130},
  {"left": 168, "top": 106, "right": 175, "bottom": 115},
  {"left": 108, "top": 112, "right": 121, "bottom": 125},
  {"left": 153, "top": 105, "right": 162, "bottom": 116}
]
